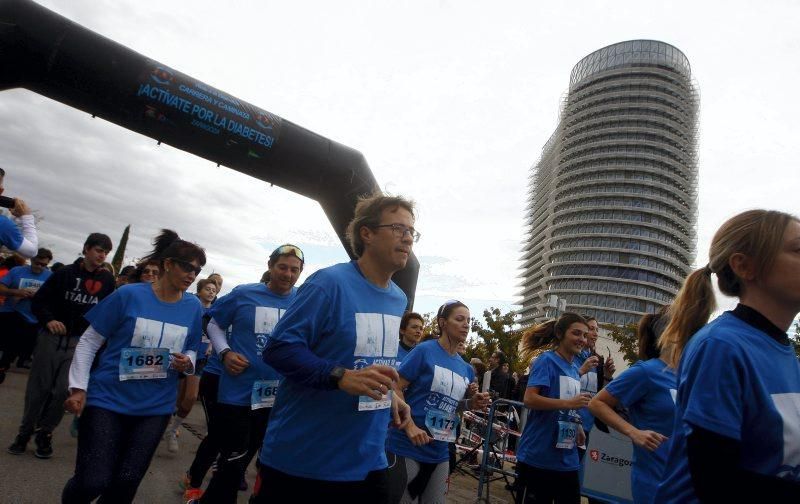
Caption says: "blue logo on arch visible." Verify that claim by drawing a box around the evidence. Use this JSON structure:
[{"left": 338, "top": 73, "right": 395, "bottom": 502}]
[{"left": 150, "top": 66, "right": 175, "bottom": 86}]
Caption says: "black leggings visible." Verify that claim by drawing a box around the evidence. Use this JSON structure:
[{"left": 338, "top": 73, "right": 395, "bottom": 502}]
[
  {"left": 188, "top": 371, "right": 220, "bottom": 488},
  {"left": 200, "top": 403, "right": 271, "bottom": 504},
  {"left": 515, "top": 462, "right": 580, "bottom": 504},
  {"left": 252, "top": 464, "right": 390, "bottom": 503},
  {"left": 0, "top": 312, "right": 38, "bottom": 368},
  {"left": 61, "top": 406, "right": 169, "bottom": 504}
]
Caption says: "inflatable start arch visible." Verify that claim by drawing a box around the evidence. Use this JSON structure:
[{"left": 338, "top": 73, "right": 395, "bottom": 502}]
[{"left": 0, "top": 0, "right": 419, "bottom": 307}]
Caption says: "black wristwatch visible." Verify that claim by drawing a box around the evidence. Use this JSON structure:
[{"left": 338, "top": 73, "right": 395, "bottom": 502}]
[
  {"left": 219, "top": 348, "right": 231, "bottom": 361},
  {"left": 329, "top": 366, "right": 346, "bottom": 390}
]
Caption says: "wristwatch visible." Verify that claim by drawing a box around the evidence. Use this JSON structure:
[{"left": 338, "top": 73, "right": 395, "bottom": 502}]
[
  {"left": 219, "top": 348, "right": 231, "bottom": 361},
  {"left": 329, "top": 366, "right": 346, "bottom": 389}
]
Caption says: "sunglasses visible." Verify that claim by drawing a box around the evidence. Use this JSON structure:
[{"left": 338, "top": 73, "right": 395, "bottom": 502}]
[
  {"left": 270, "top": 244, "right": 304, "bottom": 263},
  {"left": 168, "top": 258, "right": 202, "bottom": 276}
]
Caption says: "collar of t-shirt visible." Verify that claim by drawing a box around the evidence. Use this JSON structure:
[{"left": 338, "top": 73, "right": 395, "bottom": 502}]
[
  {"left": 731, "top": 303, "right": 790, "bottom": 346},
  {"left": 399, "top": 340, "right": 414, "bottom": 352}
]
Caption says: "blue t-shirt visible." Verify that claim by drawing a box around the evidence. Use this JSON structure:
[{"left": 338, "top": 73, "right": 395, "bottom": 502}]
[
  {"left": 84, "top": 283, "right": 204, "bottom": 416},
  {"left": 396, "top": 341, "right": 413, "bottom": 368},
  {"left": 1, "top": 265, "right": 52, "bottom": 323},
  {"left": 655, "top": 312, "right": 800, "bottom": 503},
  {"left": 605, "top": 358, "right": 676, "bottom": 504},
  {"left": 201, "top": 305, "right": 224, "bottom": 376},
  {"left": 0, "top": 216, "right": 23, "bottom": 251},
  {"left": 211, "top": 283, "right": 296, "bottom": 407},
  {"left": 259, "top": 261, "right": 407, "bottom": 481},
  {"left": 517, "top": 350, "right": 583, "bottom": 471},
  {"left": 386, "top": 339, "right": 474, "bottom": 463},
  {"left": 574, "top": 349, "right": 599, "bottom": 433}
]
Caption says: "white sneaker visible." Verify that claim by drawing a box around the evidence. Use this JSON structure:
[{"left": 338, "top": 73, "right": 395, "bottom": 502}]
[{"left": 167, "top": 430, "right": 179, "bottom": 453}]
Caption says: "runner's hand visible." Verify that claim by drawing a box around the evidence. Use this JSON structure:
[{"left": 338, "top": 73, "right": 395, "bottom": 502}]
[
  {"left": 10, "top": 198, "right": 31, "bottom": 217},
  {"left": 46, "top": 320, "right": 67, "bottom": 335},
  {"left": 467, "top": 382, "right": 478, "bottom": 397},
  {"left": 405, "top": 423, "right": 434, "bottom": 446},
  {"left": 391, "top": 394, "right": 412, "bottom": 429},
  {"left": 469, "top": 391, "right": 491, "bottom": 411},
  {"left": 579, "top": 356, "right": 599, "bottom": 375},
  {"left": 577, "top": 426, "right": 586, "bottom": 448},
  {"left": 630, "top": 429, "right": 668, "bottom": 452},
  {"left": 338, "top": 365, "right": 398, "bottom": 399},
  {"left": 17, "top": 289, "right": 35, "bottom": 299},
  {"left": 223, "top": 351, "right": 249, "bottom": 375},
  {"left": 64, "top": 389, "right": 86, "bottom": 416},
  {"left": 604, "top": 357, "right": 616, "bottom": 379},
  {"left": 566, "top": 393, "right": 592, "bottom": 410},
  {"left": 170, "top": 353, "right": 192, "bottom": 373}
]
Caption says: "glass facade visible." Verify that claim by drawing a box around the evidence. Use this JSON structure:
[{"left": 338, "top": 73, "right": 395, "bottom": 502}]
[{"left": 519, "top": 40, "right": 698, "bottom": 327}]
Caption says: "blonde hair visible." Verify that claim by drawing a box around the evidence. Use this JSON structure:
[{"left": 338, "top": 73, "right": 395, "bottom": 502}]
[{"left": 659, "top": 209, "right": 798, "bottom": 367}]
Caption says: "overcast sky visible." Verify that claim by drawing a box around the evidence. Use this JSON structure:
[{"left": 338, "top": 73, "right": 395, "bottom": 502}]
[{"left": 2, "top": 0, "right": 799, "bottom": 320}]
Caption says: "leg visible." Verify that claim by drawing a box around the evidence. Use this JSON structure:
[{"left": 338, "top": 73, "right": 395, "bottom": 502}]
[
  {"left": 97, "top": 413, "right": 170, "bottom": 503},
  {"left": 385, "top": 451, "right": 408, "bottom": 504},
  {"left": 18, "top": 333, "right": 58, "bottom": 437},
  {"left": 37, "top": 343, "right": 75, "bottom": 433},
  {"left": 400, "top": 457, "right": 421, "bottom": 504},
  {"left": 200, "top": 403, "right": 251, "bottom": 504},
  {"left": 15, "top": 319, "right": 39, "bottom": 367},
  {"left": 418, "top": 461, "right": 449, "bottom": 504},
  {"left": 62, "top": 407, "right": 123, "bottom": 503},
  {"left": 0, "top": 313, "right": 22, "bottom": 369},
  {"left": 553, "top": 470, "right": 580, "bottom": 504},
  {"left": 240, "top": 407, "right": 271, "bottom": 473},
  {"left": 188, "top": 372, "right": 220, "bottom": 488}
]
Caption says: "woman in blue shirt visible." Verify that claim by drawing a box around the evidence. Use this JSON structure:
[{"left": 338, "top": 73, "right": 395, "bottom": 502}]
[
  {"left": 386, "top": 300, "right": 490, "bottom": 503},
  {"left": 588, "top": 308, "right": 674, "bottom": 504},
  {"left": 655, "top": 210, "right": 800, "bottom": 503},
  {"left": 516, "top": 312, "right": 591, "bottom": 504},
  {"left": 61, "top": 230, "right": 205, "bottom": 503}
]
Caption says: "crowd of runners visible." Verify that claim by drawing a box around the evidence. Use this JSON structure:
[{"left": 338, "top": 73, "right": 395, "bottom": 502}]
[{"left": 0, "top": 165, "right": 798, "bottom": 503}]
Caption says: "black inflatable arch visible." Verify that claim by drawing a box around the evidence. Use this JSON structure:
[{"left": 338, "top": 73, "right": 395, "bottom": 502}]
[{"left": 0, "top": 0, "right": 419, "bottom": 307}]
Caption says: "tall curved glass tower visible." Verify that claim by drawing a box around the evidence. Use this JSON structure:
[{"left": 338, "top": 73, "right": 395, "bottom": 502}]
[{"left": 519, "top": 40, "right": 698, "bottom": 327}]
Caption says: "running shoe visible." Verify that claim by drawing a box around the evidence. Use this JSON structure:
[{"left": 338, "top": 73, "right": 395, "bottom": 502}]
[
  {"left": 183, "top": 486, "right": 203, "bottom": 502},
  {"left": 34, "top": 431, "right": 53, "bottom": 459},
  {"left": 167, "top": 430, "right": 179, "bottom": 453},
  {"left": 7, "top": 434, "right": 30, "bottom": 455}
]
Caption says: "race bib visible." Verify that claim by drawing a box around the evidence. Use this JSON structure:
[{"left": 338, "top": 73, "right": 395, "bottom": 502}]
[
  {"left": 425, "top": 408, "right": 460, "bottom": 442},
  {"left": 251, "top": 379, "right": 280, "bottom": 410},
  {"left": 358, "top": 390, "right": 392, "bottom": 411},
  {"left": 555, "top": 420, "right": 578, "bottom": 449},
  {"left": 119, "top": 347, "right": 169, "bottom": 381}
]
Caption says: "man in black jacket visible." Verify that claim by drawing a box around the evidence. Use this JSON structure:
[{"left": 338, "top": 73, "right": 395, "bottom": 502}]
[{"left": 7, "top": 233, "right": 115, "bottom": 459}]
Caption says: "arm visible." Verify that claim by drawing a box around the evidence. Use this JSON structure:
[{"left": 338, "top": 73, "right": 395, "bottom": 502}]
[
  {"left": 14, "top": 214, "right": 38, "bottom": 258},
  {"left": 31, "top": 270, "right": 61, "bottom": 328},
  {"left": 207, "top": 317, "right": 230, "bottom": 354},
  {"left": 67, "top": 326, "right": 106, "bottom": 393},
  {"left": 524, "top": 385, "right": 591, "bottom": 410},
  {"left": 589, "top": 389, "right": 667, "bottom": 451}
]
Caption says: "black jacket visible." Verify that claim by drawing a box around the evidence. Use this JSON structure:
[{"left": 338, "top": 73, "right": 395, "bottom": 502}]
[{"left": 32, "top": 258, "right": 115, "bottom": 337}]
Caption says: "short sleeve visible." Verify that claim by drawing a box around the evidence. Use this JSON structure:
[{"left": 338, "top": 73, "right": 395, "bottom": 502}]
[
  {"left": 605, "top": 362, "right": 649, "bottom": 409},
  {"left": 0, "top": 216, "right": 22, "bottom": 251},
  {"left": 680, "top": 339, "right": 746, "bottom": 440},
  {"left": 269, "top": 281, "right": 333, "bottom": 348},
  {"left": 83, "top": 288, "right": 127, "bottom": 337},
  {"left": 208, "top": 288, "right": 239, "bottom": 329},
  {"left": 1, "top": 267, "right": 19, "bottom": 287},
  {"left": 529, "top": 354, "right": 554, "bottom": 394},
  {"left": 397, "top": 345, "right": 426, "bottom": 383}
]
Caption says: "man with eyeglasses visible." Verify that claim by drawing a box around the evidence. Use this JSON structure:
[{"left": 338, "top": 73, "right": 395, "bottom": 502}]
[
  {"left": 7, "top": 233, "right": 115, "bottom": 459},
  {"left": 0, "top": 248, "right": 53, "bottom": 381},
  {"left": 0, "top": 167, "right": 38, "bottom": 259},
  {"left": 251, "top": 194, "right": 418, "bottom": 503}
]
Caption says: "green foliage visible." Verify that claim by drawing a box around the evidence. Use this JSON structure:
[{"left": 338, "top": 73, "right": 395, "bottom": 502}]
[
  {"left": 468, "top": 307, "right": 524, "bottom": 373},
  {"left": 111, "top": 224, "right": 130, "bottom": 275},
  {"left": 602, "top": 322, "right": 639, "bottom": 366}
]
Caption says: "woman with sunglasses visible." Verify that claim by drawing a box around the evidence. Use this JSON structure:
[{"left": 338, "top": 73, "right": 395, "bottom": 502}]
[
  {"left": 655, "top": 210, "right": 800, "bottom": 502},
  {"left": 386, "top": 300, "right": 490, "bottom": 503},
  {"left": 61, "top": 229, "right": 206, "bottom": 503},
  {"left": 186, "top": 244, "right": 304, "bottom": 504},
  {"left": 588, "top": 308, "right": 674, "bottom": 504},
  {"left": 516, "top": 313, "right": 591, "bottom": 504}
]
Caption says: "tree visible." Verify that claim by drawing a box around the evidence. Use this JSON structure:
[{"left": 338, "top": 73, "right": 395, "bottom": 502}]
[
  {"left": 111, "top": 224, "right": 130, "bottom": 275},
  {"left": 602, "top": 322, "right": 639, "bottom": 366},
  {"left": 793, "top": 319, "right": 800, "bottom": 359},
  {"left": 466, "top": 307, "right": 525, "bottom": 373}
]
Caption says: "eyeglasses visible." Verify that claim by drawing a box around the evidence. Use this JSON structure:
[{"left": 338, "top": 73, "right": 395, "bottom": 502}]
[
  {"left": 372, "top": 224, "right": 421, "bottom": 243},
  {"left": 168, "top": 258, "right": 202, "bottom": 276},
  {"left": 270, "top": 244, "right": 304, "bottom": 263}
]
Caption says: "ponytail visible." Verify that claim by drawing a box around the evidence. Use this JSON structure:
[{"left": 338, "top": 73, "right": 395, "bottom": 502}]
[
  {"left": 659, "top": 268, "right": 715, "bottom": 368},
  {"left": 140, "top": 229, "right": 206, "bottom": 271},
  {"left": 519, "top": 312, "right": 586, "bottom": 364}
]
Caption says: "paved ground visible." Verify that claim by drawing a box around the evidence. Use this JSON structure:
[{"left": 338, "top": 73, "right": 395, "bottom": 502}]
[{"left": 0, "top": 367, "right": 518, "bottom": 503}]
